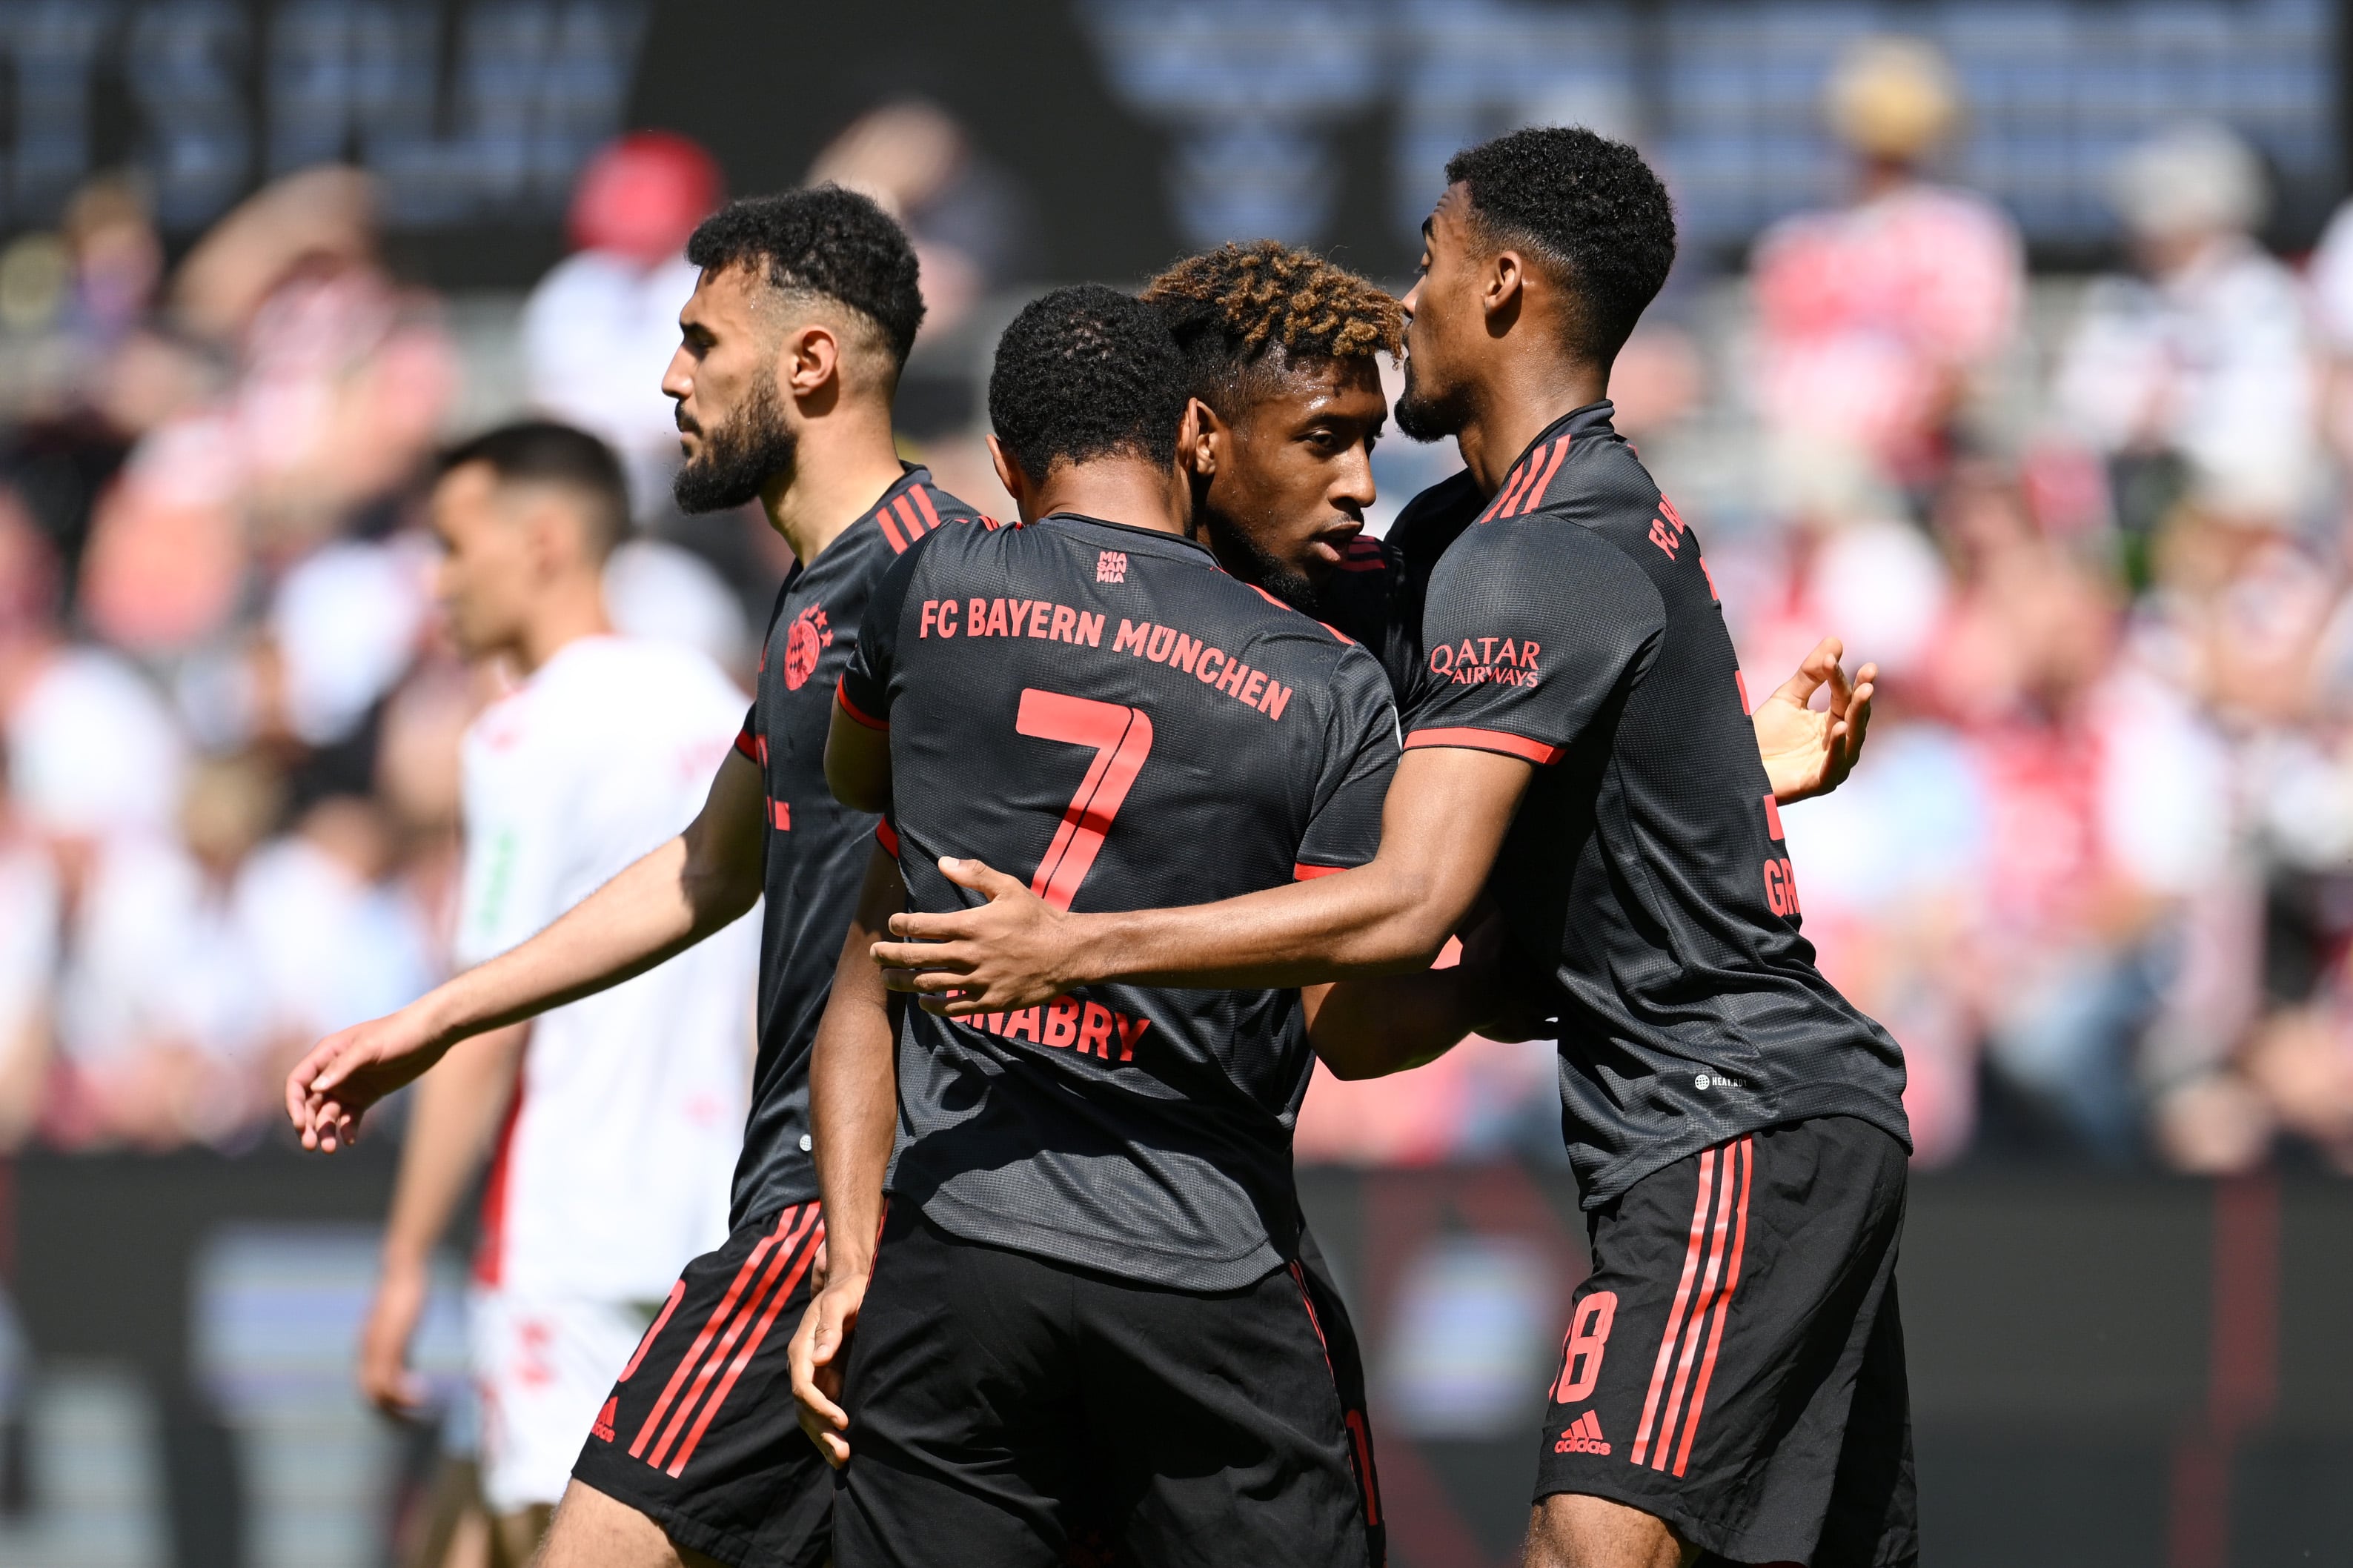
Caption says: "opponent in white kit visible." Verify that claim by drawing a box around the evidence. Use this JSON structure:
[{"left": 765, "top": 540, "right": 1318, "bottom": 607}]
[{"left": 358, "top": 421, "right": 758, "bottom": 1567}]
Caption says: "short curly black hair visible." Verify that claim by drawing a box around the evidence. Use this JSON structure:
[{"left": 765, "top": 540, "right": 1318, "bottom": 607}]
[
  {"left": 988, "top": 285, "right": 1186, "bottom": 482},
  {"left": 1444, "top": 127, "right": 1676, "bottom": 364},
  {"left": 1144, "top": 240, "right": 1404, "bottom": 419},
  {"left": 686, "top": 185, "right": 925, "bottom": 367}
]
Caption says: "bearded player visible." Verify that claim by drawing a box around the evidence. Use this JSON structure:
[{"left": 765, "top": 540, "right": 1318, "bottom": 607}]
[{"left": 288, "top": 187, "right": 987, "bottom": 1568}]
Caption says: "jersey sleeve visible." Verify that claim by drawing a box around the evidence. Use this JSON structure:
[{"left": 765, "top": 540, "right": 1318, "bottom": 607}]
[
  {"left": 837, "top": 534, "right": 929, "bottom": 729},
  {"left": 1293, "top": 646, "right": 1402, "bottom": 874},
  {"left": 734, "top": 703, "right": 760, "bottom": 762},
  {"left": 451, "top": 740, "right": 570, "bottom": 969},
  {"left": 1402, "top": 517, "right": 1662, "bottom": 764}
]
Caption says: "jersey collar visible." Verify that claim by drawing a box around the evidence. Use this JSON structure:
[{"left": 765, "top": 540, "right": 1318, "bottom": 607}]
[
  {"left": 1501, "top": 399, "right": 1616, "bottom": 477},
  {"left": 1475, "top": 400, "right": 1617, "bottom": 523},
  {"left": 1038, "top": 511, "right": 1219, "bottom": 566}
]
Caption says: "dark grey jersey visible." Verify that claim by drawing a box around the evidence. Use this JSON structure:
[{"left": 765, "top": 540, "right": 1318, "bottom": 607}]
[
  {"left": 1398, "top": 402, "right": 1911, "bottom": 1206},
  {"left": 841, "top": 512, "right": 1399, "bottom": 1289},
  {"left": 729, "top": 466, "right": 988, "bottom": 1227}
]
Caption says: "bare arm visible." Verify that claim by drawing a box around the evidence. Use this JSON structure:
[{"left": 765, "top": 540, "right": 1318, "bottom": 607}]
[
  {"left": 825, "top": 699, "right": 892, "bottom": 815},
  {"left": 789, "top": 844, "right": 906, "bottom": 1466},
  {"left": 872, "top": 746, "right": 1533, "bottom": 1012},
  {"left": 357, "top": 1023, "right": 525, "bottom": 1415},
  {"left": 288, "top": 749, "right": 769, "bottom": 1151}
]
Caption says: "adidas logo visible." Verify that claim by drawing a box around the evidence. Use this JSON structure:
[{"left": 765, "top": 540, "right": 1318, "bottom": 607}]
[
  {"left": 1553, "top": 1409, "right": 1610, "bottom": 1455},
  {"left": 591, "top": 1396, "right": 619, "bottom": 1443}
]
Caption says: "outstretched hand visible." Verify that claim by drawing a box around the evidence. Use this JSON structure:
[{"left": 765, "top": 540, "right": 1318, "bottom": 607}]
[
  {"left": 283, "top": 1011, "right": 451, "bottom": 1152},
  {"left": 871, "top": 857, "right": 1072, "bottom": 1015},
  {"left": 1753, "top": 637, "right": 1876, "bottom": 805}
]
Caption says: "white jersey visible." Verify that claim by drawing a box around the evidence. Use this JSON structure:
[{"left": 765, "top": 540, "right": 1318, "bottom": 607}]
[{"left": 455, "top": 635, "right": 755, "bottom": 1301}]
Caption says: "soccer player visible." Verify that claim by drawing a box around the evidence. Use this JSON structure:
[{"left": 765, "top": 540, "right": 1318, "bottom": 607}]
[
  {"left": 789, "top": 285, "right": 1493, "bottom": 1568},
  {"left": 1143, "top": 239, "right": 1872, "bottom": 804},
  {"left": 363, "top": 422, "right": 757, "bottom": 1567},
  {"left": 874, "top": 131, "right": 1918, "bottom": 1568},
  {"left": 285, "top": 187, "right": 990, "bottom": 1568}
]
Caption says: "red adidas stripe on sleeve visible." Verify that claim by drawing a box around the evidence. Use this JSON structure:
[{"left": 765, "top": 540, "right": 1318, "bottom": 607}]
[
  {"left": 835, "top": 677, "right": 889, "bottom": 731},
  {"left": 1403, "top": 727, "right": 1564, "bottom": 765}
]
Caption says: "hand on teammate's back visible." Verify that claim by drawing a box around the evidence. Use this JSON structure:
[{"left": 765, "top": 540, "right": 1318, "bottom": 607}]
[
  {"left": 284, "top": 1009, "right": 451, "bottom": 1152},
  {"left": 872, "top": 856, "right": 1072, "bottom": 1015},
  {"left": 1753, "top": 637, "right": 1876, "bottom": 805}
]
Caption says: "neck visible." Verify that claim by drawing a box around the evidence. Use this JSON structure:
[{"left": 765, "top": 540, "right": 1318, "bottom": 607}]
[
  {"left": 1454, "top": 354, "right": 1610, "bottom": 495},
  {"left": 1027, "top": 456, "right": 1187, "bottom": 536},
  {"left": 761, "top": 399, "right": 909, "bottom": 567},
  {"left": 514, "top": 580, "right": 613, "bottom": 674}
]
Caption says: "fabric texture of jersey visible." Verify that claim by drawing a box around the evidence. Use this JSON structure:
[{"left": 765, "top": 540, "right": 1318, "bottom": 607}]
[
  {"left": 840, "top": 512, "right": 1399, "bottom": 1290},
  {"left": 833, "top": 1205, "right": 1378, "bottom": 1568},
  {"left": 469, "top": 1287, "right": 656, "bottom": 1514},
  {"left": 570, "top": 1203, "right": 832, "bottom": 1568},
  {"left": 733, "top": 465, "right": 987, "bottom": 1228},
  {"left": 454, "top": 635, "right": 754, "bottom": 1299},
  {"left": 1531, "top": 1116, "right": 1914, "bottom": 1567},
  {"left": 1401, "top": 402, "right": 1911, "bottom": 1206}
]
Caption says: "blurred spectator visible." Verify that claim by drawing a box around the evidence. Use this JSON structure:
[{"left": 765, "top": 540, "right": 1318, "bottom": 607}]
[
  {"left": 522, "top": 133, "right": 720, "bottom": 518},
  {"left": 48, "top": 753, "right": 283, "bottom": 1150},
  {"left": 0, "top": 492, "right": 185, "bottom": 848},
  {"left": 0, "top": 738, "right": 56, "bottom": 1149},
  {"left": 807, "top": 97, "right": 1035, "bottom": 339},
  {"left": 2053, "top": 123, "right": 2317, "bottom": 548},
  {"left": 1748, "top": 36, "right": 2023, "bottom": 496}
]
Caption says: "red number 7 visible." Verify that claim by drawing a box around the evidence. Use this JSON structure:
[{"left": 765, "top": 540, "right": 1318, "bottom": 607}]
[{"left": 1017, "top": 688, "right": 1154, "bottom": 911}]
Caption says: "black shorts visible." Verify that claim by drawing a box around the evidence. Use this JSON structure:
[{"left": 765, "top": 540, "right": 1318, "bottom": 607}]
[
  {"left": 1533, "top": 1115, "right": 1916, "bottom": 1568},
  {"left": 571, "top": 1202, "right": 832, "bottom": 1568},
  {"left": 833, "top": 1204, "right": 1382, "bottom": 1568}
]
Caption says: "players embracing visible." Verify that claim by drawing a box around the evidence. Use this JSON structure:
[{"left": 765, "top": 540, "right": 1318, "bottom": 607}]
[
  {"left": 849, "top": 129, "right": 1914, "bottom": 1568},
  {"left": 286, "top": 131, "right": 1903, "bottom": 1568}
]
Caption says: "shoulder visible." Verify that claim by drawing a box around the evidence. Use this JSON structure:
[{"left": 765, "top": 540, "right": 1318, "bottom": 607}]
[
  {"left": 1437, "top": 485, "right": 1667, "bottom": 637},
  {"left": 1515, "top": 428, "right": 1670, "bottom": 540},
  {"left": 875, "top": 473, "right": 998, "bottom": 554}
]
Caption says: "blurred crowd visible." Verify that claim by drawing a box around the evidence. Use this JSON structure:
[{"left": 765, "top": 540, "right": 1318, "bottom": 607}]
[
  {"left": 0, "top": 103, "right": 1031, "bottom": 1158},
  {"left": 4, "top": 44, "right": 2352, "bottom": 1175}
]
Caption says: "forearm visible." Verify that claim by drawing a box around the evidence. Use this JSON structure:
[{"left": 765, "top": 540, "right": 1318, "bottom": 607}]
[
  {"left": 410, "top": 835, "right": 743, "bottom": 1046},
  {"left": 1061, "top": 866, "right": 1457, "bottom": 991},
  {"left": 380, "top": 1023, "right": 526, "bottom": 1270},
  {"left": 811, "top": 850, "right": 905, "bottom": 1279},
  {"left": 1305, "top": 969, "right": 1485, "bottom": 1080}
]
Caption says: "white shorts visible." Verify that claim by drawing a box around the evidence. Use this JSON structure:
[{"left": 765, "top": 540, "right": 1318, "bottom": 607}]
[{"left": 468, "top": 1288, "right": 657, "bottom": 1515}]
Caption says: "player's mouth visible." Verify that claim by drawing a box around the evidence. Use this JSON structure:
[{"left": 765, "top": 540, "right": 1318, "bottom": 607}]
[{"left": 1306, "top": 519, "right": 1362, "bottom": 566}]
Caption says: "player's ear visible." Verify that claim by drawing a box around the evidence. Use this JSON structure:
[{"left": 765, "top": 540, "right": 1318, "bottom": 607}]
[
  {"left": 1178, "top": 397, "right": 1222, "bottom": 479},
  {"left": 985, "top": 433, "right": 1039, "bottom": 525},
  {"left": 779, "top": 322, "right": 841, "bottom": 403},
  {"left": 1483, "top": 247, "right": 1527, "bottom": 328}
]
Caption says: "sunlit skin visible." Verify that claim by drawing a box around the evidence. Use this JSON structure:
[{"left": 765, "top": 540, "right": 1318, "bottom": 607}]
[
  {"left": 427, "top": 462, "right": 611, "bottom": 671},
  {"left": 1185, "top": 357, "right": 1386, "bottom": 595}
]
